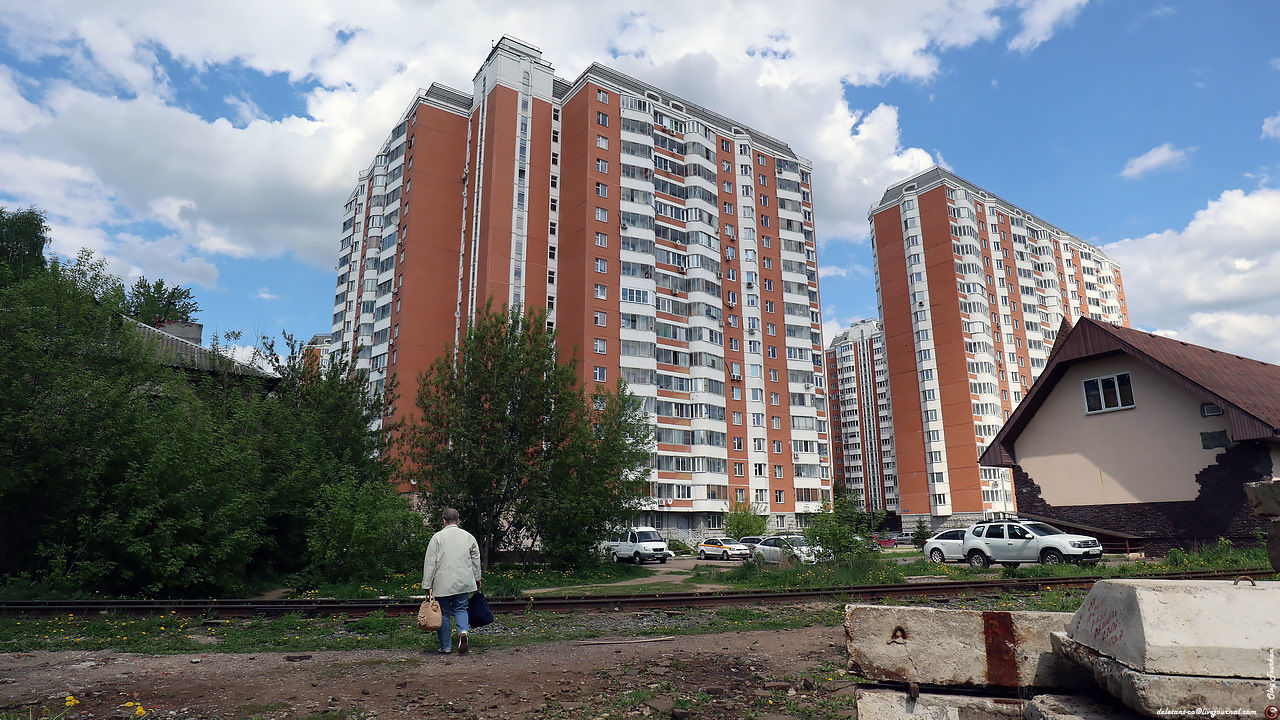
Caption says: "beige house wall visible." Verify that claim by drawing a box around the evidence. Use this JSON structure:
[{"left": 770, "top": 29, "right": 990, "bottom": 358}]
[{"left": 1016, "top": 355, "right": 1230, "bottom": 505}]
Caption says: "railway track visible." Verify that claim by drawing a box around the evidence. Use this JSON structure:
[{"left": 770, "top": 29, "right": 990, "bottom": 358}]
[{"left": 1, "top": 567, "right": 1268, "bottom": 619}]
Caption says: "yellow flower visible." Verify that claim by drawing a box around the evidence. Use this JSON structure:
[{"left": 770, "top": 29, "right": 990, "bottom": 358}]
[{"left": 135, "top": 705, "right": 148, "bottom": 716}]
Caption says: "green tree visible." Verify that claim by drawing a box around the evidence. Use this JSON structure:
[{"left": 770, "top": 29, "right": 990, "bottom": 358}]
[
  {"left": 403, "top": 302, "right": 651, "bottom": 569},
  {"left": 725, "top": 500, "right": 767, "bottom": 541},
  {"left": 0, "top": 207, "right": 50, "bottom": 285},
  {"left": 525, "top": 381, "right": 652, "bottom": 568},
  {"left": 805, "top": 496, "right": 886, "bottom": 560},
  {"left": 123, "top": 277, "right": 200, "bottom": 326},
  {"left": 912, "top": 518, "right": 932, "bottom": 549}
]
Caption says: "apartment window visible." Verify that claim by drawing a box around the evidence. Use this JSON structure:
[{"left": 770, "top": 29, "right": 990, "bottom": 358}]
[
  {"left": 774, "top": 465, "right": 784, "bottom": 479},
  {"left": 596, "top": 134, "right": 608, "bottom": 149},
  {"left": 547, "top": 296, "right": 555, "bottom": 310},
  {"left": 596, "top": 111, "right": 609, "bottom": 126},
  {"left": 596, "top": 182, "right": 608, "bottom": 198},
  {"left": 597, "top": 89, "right": 609, "bottom": 103},
  {"left": 595, "top": 207, "right": 608, "bottom": 222},
  {"left": 549, "top": 221, "right": 557, "bottom": 236},
  {"left": 933, "top": 493, "right": 949, "bottom": 506},
  {"left": 595, "top": 232, "right": 608, "bottom": 247},
  {"left": 593, "top": 366, "right": 606, "bottom": 382},
  {"left": 722, "top": 139, "right": 732, "bottom": 152},
  {"left": 594, "top": 284, "right": 607, "bottom": 299},
  {"left": 738, "top": 143, "right": 749, "bottom": 155},
  {"left": 734, "top": 462, "right": 745, "bottom": 477},
  {"left": 594, "top": 338, "right": 606, "bottom": 354},
  {"left": 597, "top": 158, "right": 608, "bottom": 173},
  {"left": 733, "top": 436, "right": 744, "bottom": 451},
  {"left": 551, "top": 129, "right": 559, "bottom": 143},
  {"left": 550, "top": 175, "right": 558, "bottom": 188},
  {"left": 772, "top": 440, "right": 782, "bottom": 454},
  {"left": 593, "top": 311, "right": 606, "bottom": 326},
  {"left": 1083, "top": 372, "right": 1134, "bottom": 414},
  {"left": 735, "top": 488, "right": 746, "bottom": 502},
  {"left": 775, "top": 490, "right": 785, "bottom": 503},
  {"left": 547, "top": 270, "right": 556, "bottom": 284},
  {"left": 595, "top": 258, "right": 607, "bottom": 272},
  {"left": 732, "top": 411, "right": 743, "bottom": 426},
  {"left": 551, "top": 152, "right": 559, "bottom": 166}
]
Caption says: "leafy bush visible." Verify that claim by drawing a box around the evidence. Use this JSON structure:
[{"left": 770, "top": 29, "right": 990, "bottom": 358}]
[{"left": 667, "top": 538, "right": 692, "bottom": 555}]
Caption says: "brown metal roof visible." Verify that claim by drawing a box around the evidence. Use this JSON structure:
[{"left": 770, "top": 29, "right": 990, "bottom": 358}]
[{"left": 981, "top": 317, "right": 1280, "bottom": 466}]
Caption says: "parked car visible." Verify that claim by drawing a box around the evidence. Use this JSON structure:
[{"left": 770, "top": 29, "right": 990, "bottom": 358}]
[
  {"left": 602, "top": 526, "right": 670, "bottom": 564},
  {"left": 752, "top": 534, "right": 825, "bottom": 565},
  {"left": 922, "top": 528, "right": 968, "bottom": 563},
  {"left": 960, "top": 519, "right": 1102, "bottom": 568},
  {"left": 696, "top": 537, "right": 751, "bottom": 561},
  {"left": 737, "top": 535, "right": 766, "bottom": 550},
  {"left": 871, "top": 533, "right": 903, "bottom": 548}
]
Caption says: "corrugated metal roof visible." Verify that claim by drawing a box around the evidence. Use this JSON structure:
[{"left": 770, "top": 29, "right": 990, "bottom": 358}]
[{"left": 982, "top": 317, "right": 1280, "bottom": 466}]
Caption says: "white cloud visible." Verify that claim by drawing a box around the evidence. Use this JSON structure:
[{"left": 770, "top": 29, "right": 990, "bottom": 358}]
[
  {"left": 818, "top": 266, "right": 850, "bottom": 278},
  {"left": 1008, "top": 0, "right": 1088, "bottom": 53},
  {"left": 253, "top": 287, "right": 279, "bottom": 301},
  {"left": 1119, "top": 143, "right": 1192, "bottom": 179},
  {"left": 1271, "top": 58, "right": 1280, "bottom": 71},
  {"left": 1106, "top": 186, "right": 1280, "bottom": 363},
  {"left": 0, "top": 1, "right": 1088, "bottom": 289},
  {"left": 1263, "top": 112, "right": 1280, "bottom": 139}
]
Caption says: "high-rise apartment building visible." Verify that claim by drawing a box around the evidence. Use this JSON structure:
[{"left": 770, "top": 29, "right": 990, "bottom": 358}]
[
  {"left": 825, "top": 319, "right": 899, "bottom": 512},
  {"left": 869, "top": 167, "right": 1128, "bottom": 527},
  {"left": 331, "top": 37, "right": 831, "bottom": 534}
]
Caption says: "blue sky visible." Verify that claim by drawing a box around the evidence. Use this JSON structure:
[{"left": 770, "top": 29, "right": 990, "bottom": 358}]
[{"left": 1, "top": 1, "right": 1279, "bottom": 361}]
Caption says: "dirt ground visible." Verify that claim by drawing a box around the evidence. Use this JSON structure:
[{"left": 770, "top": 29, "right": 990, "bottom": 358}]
[{"left": 0, "top": 625, "right": 853, "bottom": 719}]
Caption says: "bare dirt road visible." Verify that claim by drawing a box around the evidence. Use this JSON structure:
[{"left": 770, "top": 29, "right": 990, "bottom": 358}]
[{"left": 2, "top": 623, "right": 855, "bottom": 719}]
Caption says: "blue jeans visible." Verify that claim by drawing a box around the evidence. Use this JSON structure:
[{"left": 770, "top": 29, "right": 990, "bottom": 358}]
[{"left": 437, "top": 593, "right": 470, "bottom": 651}]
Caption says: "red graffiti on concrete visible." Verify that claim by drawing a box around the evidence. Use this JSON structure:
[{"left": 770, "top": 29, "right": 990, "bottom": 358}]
[{"left": 1076, "top": 597, "right": 1125, "bottom": 649}]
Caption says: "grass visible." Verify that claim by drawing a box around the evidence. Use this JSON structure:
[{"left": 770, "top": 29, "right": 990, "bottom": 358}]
[
  {"left": 0, "top": 601, "right": 846, "bottom": 656},
  {"left": 299, "top": 560, "right": 656, "bottom": 599}
]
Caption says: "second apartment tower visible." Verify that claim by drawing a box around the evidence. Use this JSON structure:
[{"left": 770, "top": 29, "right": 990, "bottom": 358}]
[
  {"left": 331, "top": 38, "right": 831, "bottom": 534},
  {"left": 870, "top": 167, "right": 1128, "bottom": 527}
]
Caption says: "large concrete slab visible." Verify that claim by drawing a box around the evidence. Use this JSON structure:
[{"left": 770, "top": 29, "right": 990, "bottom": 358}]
[
  {"left": 854, "top": 688, "right": 1023, "bottom": 719},
  {"left": 1245, "top": 478, "right": 1280, "bottom": 516},
  {"left": 1052, "top": 632, "right": 1274, "bottom": 718},
  {"left": 1065, "top": 579, "right": 1280, "bottom": 678},
  {"left": 844, "top": 605, "right": 1092, "bottom": 689},
  {"left": 1022, "top": 694, "right": 1145, "bottom": 719}
]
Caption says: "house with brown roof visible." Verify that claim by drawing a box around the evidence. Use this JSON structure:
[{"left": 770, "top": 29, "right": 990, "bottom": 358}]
[{"left": 979, "top": 317, "right": 1275, "bottom": 549}]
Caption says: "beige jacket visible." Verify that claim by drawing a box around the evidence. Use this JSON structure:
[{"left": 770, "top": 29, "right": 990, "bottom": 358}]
[{"left": 421, "top": 524, "right": 481, "bottom": 596}]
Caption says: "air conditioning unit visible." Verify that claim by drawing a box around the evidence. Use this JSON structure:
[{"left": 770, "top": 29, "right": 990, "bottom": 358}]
[
  {"left": 727, "top": 301, "right": 736, "bottom": 308},
  {"left": 730, "top": 373, "right": 742, "bottom": 381},
  {"left": 792, "top": 453, "right": 801, "bottom": 460},
  {"left": 804, "top": 383, "right": 812, "bottom": 390},
  {"left": 747, "top": 329, "right": 757, "bottom": 335},
  {"left": 621, "top": 223, "right": 629, "bottom": 230},
  {"left": 746, "top": 282, "right": 754, "bottom": 289}
]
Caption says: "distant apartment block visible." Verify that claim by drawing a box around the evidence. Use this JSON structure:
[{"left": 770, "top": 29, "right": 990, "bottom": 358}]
[
  {"left": 825, "top": 319, "right": 899, "bottom": 512},
  {"left": 869, "top": 166, "right": 1128, "bottom": 526},
  {"left": 330, "top": 37, "right": 831, "bottom": 535}
]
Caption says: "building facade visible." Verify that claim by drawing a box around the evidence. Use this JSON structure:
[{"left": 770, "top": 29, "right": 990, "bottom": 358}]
[
  {"left": 825, "top": 320, "right": 898, "bottom": 512},
  {"left": 331, "top": 37, "right": 832, "bottom": 536},
  {"left": 869, "top": 167, "right": 1128, "bottom": 527}
]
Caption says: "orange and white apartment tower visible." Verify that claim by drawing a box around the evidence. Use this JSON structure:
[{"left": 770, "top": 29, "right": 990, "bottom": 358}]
[
  {"left": 331, "top": 38, "right": 832, "bottom": 536},
  {"left": 825, "top": 319, "right": 898, "bottom": 512},
  {"left": 868, "top": 167, "right": 1128, "bottom": 528}
]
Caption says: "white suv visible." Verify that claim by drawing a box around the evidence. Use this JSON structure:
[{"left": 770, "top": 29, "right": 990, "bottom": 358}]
[{"left": 960, "top": 519, "right": 1102, "bottom": 568}]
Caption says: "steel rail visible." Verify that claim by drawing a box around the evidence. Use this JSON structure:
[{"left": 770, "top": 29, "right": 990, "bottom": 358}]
[{"left": 1, "top": 567, "right": 1269, "bottom": 619}]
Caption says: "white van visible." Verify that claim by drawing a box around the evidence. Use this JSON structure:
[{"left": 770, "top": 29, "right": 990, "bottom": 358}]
[{"left": 602, "top": 526, "right": 670, "bottom": 564}]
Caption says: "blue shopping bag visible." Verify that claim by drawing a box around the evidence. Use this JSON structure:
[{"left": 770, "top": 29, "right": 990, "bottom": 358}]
[{"left": 468, "top": 590, "right": 494, "bottom": 628}]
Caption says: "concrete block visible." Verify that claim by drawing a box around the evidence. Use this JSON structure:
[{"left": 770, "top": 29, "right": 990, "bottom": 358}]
[
  {"left": 854, "top": 688, "right": 1023, "bottom": 719},
  {"left": 1066, "top": 579, "right": 1280, "bottom": 679},
  {"left": 1052, "top": 632, "right": 1274, "bottom": 718},
  {"left": 1245, "top": 479, "right": 1280, "bottom": 516},
  {"left": 844, "top": 605, "right": 1092, "bottom": 689},
  {"left": 1022, "top": 694, "right": 1146, "bottom": 719}
]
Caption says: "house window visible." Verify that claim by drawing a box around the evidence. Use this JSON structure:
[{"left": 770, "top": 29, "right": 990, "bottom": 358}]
[
  {"left": 597, "top": 134, "right": 608, "bottom": 149},
  {"left": 596, "top": 182, "right": 608, "bottom": 197},
  {"left": 595, "top": 232, "right": 608, "bottom": 247},
  {"left": 597, "top": 89, "right": 609, "bottom": 103},
  {"left": 593, "top": 311, "right": 606, "bottom": 326},
  {"left": 593, "top": 366, "right": 606, "bottom": 382},
  {"left": 775, "top": 490, "right": 785, "bottom": 504},
  {"left": 597, "top": 158, "right": 608, "bottom": 173},
  {"left": 594, "top": 338, "right": 606, "bottom": 354},
  {"left": 1082, "top": 372, "right": 1134, "bottom": 414},
  {"left": 594, "top": 284, "right": 607, "bottom": 299},
  {"left": 596, "top": 111, "right": 609, "bottom": 126},
  {"left": 595, "top": 258, "right": 607, "bottom": 272},
  {"left": 595, "top": 207, "right": 608, "bottom": 222}
]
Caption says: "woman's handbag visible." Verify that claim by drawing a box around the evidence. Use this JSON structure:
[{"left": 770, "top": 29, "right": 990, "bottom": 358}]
[
  {"left": 468, "top": 590, "right": 494, "bottom": 628},
  {"left": 417, "top": 592, "right": 442, "bottom": 631}
]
